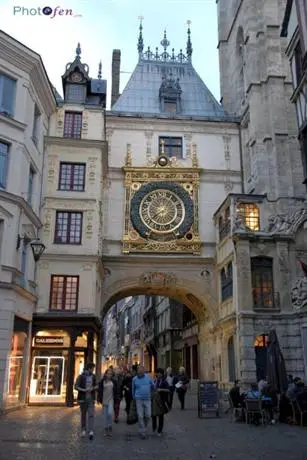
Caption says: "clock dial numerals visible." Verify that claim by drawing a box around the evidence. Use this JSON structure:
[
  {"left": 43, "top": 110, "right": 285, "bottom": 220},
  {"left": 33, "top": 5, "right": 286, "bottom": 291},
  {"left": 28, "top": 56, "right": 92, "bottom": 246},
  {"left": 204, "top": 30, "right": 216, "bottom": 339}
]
[{"left": 140, "top": 189, "right": 185, "bottom": 234}]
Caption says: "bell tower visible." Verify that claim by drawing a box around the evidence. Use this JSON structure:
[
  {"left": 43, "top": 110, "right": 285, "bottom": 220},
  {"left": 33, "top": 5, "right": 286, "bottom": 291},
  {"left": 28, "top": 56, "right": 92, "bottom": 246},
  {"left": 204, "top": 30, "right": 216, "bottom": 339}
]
[{"left": 217, "top": 0, "right": 305, "bottom": 199}]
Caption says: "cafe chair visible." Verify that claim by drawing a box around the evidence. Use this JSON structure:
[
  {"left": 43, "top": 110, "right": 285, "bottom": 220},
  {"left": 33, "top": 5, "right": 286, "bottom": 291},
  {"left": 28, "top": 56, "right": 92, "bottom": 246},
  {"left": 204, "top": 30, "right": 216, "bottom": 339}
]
[
  {"left": 291, "top": 399, "right": 307, "bottom": 426},
  {"left": 245, "top": 399, "right": 266, "bottom": 425}
]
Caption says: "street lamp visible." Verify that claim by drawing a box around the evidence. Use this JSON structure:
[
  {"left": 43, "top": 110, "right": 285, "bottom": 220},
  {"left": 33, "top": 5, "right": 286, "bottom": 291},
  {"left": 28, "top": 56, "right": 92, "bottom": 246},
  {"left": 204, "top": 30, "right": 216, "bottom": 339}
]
[{"left": 16, "top": 234, "right": 46, "bottom": 262}]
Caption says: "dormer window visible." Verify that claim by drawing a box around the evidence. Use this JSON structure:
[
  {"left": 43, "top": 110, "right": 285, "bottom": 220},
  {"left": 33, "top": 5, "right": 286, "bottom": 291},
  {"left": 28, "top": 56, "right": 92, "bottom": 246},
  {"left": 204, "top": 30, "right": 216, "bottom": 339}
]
[
  {"left": 159, "top": 73, "right": 182, "bottom": 114},
  {"left": 65, "top": 84, "right": 86, "bottom": 104},
  {"left": 237, "top": 202, "right": 260, "bottom": 231},
  {"left": 159, "top": 136, "right": 183, "bottom": 158}
]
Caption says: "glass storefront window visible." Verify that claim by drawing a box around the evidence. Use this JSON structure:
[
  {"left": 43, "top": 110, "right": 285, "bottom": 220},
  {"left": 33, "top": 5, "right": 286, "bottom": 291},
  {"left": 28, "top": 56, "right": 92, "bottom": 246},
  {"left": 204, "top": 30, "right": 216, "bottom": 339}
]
[
  {"left": 30, "top": 350, "right": 68, "bottom": 403},
  {"left": 7, "top": 332, "right": 27, "bottom": 405}
]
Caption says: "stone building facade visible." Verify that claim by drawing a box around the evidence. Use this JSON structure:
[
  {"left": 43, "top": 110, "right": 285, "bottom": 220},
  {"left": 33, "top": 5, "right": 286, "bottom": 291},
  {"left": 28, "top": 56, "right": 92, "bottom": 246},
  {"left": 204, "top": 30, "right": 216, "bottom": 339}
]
[
  {"left": 0, "top": 31, "right": 55, "bottom": 411},
  {"left": 215, "top": 0, "right": 307, "bottom": 383},
  {"left": 31, "top": 45, "right": 107, "bottom": 406}
]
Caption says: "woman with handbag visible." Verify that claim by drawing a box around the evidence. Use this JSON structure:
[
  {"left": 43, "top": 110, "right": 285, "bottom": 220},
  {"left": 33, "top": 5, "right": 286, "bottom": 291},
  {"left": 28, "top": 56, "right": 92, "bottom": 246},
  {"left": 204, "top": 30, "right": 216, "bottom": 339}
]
[{"left": 151, "top": 368, "right": 170, "bottom": 436}]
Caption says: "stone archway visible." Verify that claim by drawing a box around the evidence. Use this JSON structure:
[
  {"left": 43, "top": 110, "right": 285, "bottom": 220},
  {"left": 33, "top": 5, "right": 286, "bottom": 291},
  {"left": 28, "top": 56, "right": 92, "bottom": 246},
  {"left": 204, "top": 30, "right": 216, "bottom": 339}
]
[{"left": 101, "top": 256, "right": 219, "bottom": 379}]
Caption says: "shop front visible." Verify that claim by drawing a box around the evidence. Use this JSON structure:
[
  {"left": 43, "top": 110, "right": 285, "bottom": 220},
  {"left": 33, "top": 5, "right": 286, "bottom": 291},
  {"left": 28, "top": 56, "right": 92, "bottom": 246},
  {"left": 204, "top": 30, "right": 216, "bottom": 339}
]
[
  {"left": 5, "top": 316, "right": 31, "bottom": 409},
  {"left": 30, "top": 315, "right": 102, "bottom": 406}
]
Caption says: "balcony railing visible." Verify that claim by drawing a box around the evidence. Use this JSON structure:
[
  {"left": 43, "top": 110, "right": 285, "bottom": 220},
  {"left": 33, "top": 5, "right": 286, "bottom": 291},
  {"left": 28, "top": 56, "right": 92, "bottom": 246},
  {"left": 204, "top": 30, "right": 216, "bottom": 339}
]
[{"left": 253, "top": 290, "right": 280, "bottom": 310}]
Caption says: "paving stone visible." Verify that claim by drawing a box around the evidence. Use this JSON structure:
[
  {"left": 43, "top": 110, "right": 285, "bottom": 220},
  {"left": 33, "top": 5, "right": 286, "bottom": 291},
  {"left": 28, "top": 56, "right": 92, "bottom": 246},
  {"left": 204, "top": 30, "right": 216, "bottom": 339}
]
[{"left": 0, "top": 396, "right": 307, "bottom": 460}]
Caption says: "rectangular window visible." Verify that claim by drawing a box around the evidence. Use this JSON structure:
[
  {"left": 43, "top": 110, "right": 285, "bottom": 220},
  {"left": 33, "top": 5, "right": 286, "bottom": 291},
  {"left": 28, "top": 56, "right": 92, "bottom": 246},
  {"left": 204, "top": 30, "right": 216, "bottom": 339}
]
[
  {"left": 63, "top": 111, "right": 82, "bottom": 138},
  {"left": 32, "top": 104, "right": 41, "bottom": 146},
  {"left": 49, "top": 275, "right": 79, "bottom": 311},
  {"left": 0, "top": 142, "right": 9, "bottom": 188},
  {"left": 294, "top": 41, "right": 303, "bottom": 87},
  {"left": 59, "top": 162, "right": 86, "bottom": 191},
  {"left": 159, "top": 136, "right": 183, "bottom": 158},
  {"left": 54, "top": 211, "right": 83, "bottom": 244},
  {"left": 27, "top": 167, "right": 35, "bottom": 206},
  {"left": 66, "top": 84, "right": 85, "bottom": 103},
  {"left": 221, "top": 263, "right": 233, "bottom": 302},
  {"left": 251, "top": 257, "right": 274, "bottom": 309},
  {"left": 0, "top": 73, "right": 16, "bottom": 116}
]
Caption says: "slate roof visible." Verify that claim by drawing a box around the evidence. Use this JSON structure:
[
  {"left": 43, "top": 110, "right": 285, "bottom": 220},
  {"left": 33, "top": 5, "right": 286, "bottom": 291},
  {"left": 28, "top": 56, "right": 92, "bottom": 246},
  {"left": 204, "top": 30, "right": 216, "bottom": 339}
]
[{"left": 111, "top": 28, "right": 228, "bottom": 119}]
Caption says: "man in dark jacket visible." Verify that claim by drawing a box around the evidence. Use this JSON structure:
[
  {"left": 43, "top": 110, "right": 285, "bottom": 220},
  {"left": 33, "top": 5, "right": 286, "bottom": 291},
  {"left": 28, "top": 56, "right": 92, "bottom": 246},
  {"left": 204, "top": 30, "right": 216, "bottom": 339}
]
[{"left": 74, "top": 362, "right": 98, "bottom": 440}]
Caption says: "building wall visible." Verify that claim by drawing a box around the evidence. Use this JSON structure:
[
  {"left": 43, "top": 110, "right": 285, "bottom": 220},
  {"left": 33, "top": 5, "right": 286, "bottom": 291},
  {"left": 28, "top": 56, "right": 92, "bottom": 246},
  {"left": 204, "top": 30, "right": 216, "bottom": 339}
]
[
  {"left": 105, "top": 117, "right": 241, "bottom": 257},
  {"left": 0, "top": 31, "right": 55, "bottom": 411}
]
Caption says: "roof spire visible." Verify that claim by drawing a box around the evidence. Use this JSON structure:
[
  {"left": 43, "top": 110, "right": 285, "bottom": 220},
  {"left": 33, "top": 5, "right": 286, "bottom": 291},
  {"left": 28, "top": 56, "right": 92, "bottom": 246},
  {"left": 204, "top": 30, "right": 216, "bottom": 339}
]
[
  {"left": 98, "top": 61, "right": 102, "bottom": 79},
  {"left": 137, "top": 16, "right": 144, "bottom": 57},
  {"left": 161, "top": 29, "right": 170, "bottom": 53},
  {"left": 76, "top": 42, "right": 81, "bottom": 59},
  {"left": 186, "top": 20, "right": 192, "bottom": 62}
]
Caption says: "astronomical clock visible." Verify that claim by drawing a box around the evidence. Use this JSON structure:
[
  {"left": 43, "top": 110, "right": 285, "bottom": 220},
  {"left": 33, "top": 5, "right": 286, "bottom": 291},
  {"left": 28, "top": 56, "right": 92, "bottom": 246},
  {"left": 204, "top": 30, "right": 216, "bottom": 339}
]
[{"left": 122, "top": 146, "right": 201, "bottom": 254}]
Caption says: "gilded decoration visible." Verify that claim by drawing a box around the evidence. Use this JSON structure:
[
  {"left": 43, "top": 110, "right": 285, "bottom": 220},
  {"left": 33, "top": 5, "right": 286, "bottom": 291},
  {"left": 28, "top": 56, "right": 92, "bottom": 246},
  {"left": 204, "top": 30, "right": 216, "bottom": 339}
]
[{"left": 122, "top": 146, "right": 201, "bottom": 254}]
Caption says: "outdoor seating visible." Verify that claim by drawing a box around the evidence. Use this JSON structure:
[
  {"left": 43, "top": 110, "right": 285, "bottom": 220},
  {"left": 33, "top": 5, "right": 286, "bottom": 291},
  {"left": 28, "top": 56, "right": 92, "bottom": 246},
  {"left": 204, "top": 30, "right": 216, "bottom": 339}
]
[
  {"left": 245, "top": 399, "right": 266, "bottom": 425},
  {"left": 291, "top": 398, "right": 307, "bottom": 426}
]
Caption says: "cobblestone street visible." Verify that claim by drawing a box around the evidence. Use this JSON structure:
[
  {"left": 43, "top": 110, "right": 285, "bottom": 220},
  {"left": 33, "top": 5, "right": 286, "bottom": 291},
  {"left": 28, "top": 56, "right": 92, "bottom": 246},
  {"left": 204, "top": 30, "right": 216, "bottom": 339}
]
[{"left": 1, "top": 396, "right": 307, "bottom": 460}]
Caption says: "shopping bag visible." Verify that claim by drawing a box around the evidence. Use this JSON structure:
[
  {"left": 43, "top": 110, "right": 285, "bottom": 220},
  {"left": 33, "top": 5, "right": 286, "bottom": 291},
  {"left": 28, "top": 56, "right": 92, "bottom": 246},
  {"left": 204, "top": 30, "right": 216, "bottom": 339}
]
[{"left": 127, "top": 400, "right": 138, "bottom": 425}]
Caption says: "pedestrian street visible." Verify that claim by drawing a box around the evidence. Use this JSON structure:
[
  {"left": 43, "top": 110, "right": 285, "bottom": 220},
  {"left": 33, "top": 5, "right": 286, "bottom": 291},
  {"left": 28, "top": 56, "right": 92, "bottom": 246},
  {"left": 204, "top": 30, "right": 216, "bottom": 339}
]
[{"left": 0, "top": 396, "right": 307, "bottom": 460}]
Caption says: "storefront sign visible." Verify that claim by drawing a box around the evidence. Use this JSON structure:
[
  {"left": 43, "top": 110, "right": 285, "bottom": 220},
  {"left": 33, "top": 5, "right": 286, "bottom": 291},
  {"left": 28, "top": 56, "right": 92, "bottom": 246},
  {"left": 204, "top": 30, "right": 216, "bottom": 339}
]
[{"left": 34, "top": 336, "right": 64, "bottom": 346}]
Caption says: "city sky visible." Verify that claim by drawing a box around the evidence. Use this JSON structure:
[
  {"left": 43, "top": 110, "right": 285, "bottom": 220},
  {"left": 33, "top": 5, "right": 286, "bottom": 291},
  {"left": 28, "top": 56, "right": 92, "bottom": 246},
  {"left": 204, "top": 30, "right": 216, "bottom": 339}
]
[{"left": 0, "top": 0, "right": 220, "bottom": 108}]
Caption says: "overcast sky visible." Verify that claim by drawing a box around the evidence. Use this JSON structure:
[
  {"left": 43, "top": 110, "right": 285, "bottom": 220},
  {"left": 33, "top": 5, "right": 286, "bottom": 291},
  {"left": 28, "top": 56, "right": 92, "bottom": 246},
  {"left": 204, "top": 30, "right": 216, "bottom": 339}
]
[{"left": 0, "top": 0, "right": 220, "bottom": 108}]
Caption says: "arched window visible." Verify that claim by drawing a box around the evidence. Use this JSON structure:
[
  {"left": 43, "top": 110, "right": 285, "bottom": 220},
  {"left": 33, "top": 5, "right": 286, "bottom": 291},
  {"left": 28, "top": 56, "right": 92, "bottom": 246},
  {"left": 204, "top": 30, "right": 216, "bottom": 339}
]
[
  {"left": 228, "top": 336, "right": 236, "bottom": 382},
  {"left": 237, "top": 203, "right": 260, "bottom": 231},
  {"left": 221, "top": 262, "right": 233, "bottom": 302},
  {"left": 251, "top": 257, "right": 274, "bottom": 309}
]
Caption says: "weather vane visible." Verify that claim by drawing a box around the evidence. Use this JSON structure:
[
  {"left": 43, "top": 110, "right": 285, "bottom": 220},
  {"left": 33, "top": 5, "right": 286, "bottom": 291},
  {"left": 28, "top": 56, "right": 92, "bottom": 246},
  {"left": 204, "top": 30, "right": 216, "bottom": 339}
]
[
  {"left": 138, "top": 15, "right": 144, "bottom": 24},
  {"left": 187, "top": 20, "right": 191, "bottom": 27}
]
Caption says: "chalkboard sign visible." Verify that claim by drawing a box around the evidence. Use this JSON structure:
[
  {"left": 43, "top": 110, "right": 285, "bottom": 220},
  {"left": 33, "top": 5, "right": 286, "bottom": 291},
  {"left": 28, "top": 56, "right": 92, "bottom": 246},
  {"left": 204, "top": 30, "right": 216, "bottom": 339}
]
[{"left": 198, "top": 381, "right": 220, "bottom": 418}]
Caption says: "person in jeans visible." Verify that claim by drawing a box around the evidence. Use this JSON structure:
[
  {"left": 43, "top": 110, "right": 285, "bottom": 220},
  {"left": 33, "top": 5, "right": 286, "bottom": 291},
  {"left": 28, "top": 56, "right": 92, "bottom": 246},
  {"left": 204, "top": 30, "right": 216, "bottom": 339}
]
[
  {"left": 132, "top": 365, "right": 154, "bottom": 439},
  {"left": 74, "top": 362, "right": 98, "bottom": 440},
  {"left": 173, "top": 366, "right": 189, "bottom": 410},
  {"left": 97, "top": 369, "right": 118, "bottom": 437},
  {"left": 152, "top": 368, "right": 170, "bottom": 436}
]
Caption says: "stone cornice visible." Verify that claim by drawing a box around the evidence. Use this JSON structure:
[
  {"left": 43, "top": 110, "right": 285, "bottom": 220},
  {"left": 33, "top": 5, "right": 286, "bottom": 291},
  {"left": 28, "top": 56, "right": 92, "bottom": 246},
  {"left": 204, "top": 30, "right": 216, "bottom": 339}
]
[
  {"left": 106, "top": 115, "right": 240, "bottom": 132},
  {"left": 45, "top": 136, "right": 107, "bottom": 150},
  {"left": 0, "top": 190, "right": 41, "bottom": 227},
  {"left": 0, "top": 113, "right": 27, "bottom": 131},
  {"left": 39, "top": 253, "right": 101, "bottom": 263},
  {"left": 0, "top": 281, "right": 37, "bottom": 303},
  {"left": 232, "top": 232, "right": 294, "bottom": 242},
  {"left": 0, "top": 31, "right": 56, "bottom": 117},
  {"left": 43, "top": 196, "right": 98, "bottom": 204},
  {"left": 102, "top": 255, "right": 214, "bottom": 265},
  {"left": 238, "top": 311, "right": 298, "bottom": 320}
]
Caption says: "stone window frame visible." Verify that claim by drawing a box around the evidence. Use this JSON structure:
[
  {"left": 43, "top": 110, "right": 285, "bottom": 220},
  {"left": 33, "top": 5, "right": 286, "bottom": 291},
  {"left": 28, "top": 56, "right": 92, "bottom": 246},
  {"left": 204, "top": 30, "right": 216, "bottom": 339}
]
[
  {"left": 251, "top": 257, "right": 275, "bottom": 310},
  {"left": 49, "top": 275, "right": 79, "bottom": 311},
  {"left": 237, "top": 202, "right": 260, "bottom": 231}
]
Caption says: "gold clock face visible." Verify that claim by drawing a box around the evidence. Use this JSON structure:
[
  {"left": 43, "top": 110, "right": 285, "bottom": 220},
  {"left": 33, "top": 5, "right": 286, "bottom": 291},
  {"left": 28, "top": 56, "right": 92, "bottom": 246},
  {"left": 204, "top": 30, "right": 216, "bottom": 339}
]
[
  {"left": 71, "top": 72, "right": 82, "bottom": 82},
  {"left": 140, "top": 189, "right": 185, "bottom": 234}
]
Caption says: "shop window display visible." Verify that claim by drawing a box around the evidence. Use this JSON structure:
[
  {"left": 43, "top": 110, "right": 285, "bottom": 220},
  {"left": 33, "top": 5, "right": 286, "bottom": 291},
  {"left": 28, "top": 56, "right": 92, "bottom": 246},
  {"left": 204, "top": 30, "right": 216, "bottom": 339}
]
[{"left": 7, "top": 332, "right": 27, "bottom": 405}]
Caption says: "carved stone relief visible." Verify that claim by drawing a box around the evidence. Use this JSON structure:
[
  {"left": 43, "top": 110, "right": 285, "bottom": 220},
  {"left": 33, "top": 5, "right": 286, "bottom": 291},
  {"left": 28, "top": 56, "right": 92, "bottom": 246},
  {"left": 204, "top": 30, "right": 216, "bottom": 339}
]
[
  {"left": 291, "top": 277, "right": 307, "bottom": 311},
  {"left": 81, "top": 110, "right": 89, "bottom": 137},
  {"left": 184, "top": 133, "right": 192, "bottom": 158},
  {"left": 267, "top": 207, "right": 306, "bottom": 234},
  {"left": 145, "top": 131, "right": 153, "bottom": 165},
  {"left": 87, "top": 157, "right": 98, "bottom": 185},
  {"left": 232, "top": 215, "right": 249, "bottom": 233},
  {"left": 139, "top": 272, "right": 177, "bottom": 286},
  {"left": 85, "top": 211, "right": 94, "bottom": 239},
  {"left": 47, "top": 156, "right": 58, "bottom": 186},
  {"left": 236, "top": 249, "right": 249, "bottom": 281},
  {"left": 56, "top": 109, "right": 64, "bottom": 136},
  {"left": 43, "top": 209, "right": 52, "bottom": 235}
]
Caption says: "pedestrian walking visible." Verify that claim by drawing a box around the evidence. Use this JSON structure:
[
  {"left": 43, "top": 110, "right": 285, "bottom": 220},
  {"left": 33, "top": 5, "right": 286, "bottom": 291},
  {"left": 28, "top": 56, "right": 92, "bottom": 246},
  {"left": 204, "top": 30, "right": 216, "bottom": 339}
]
[
  {"left": 74, "top": 362, "right": 98, "bottom": 441},
  {"left": 132, "top": 365, "right": 154, "bottom": 439},
  {"left": 174, "top": 366, "right": 190, "bottom": 410},
  {"left": 152, "top": 368, "right": 170, "bottom": 436},
  {"left": 113, "top": 367, "right": 124, "bottom": 423},
  {"left": 165, "top": 367, "right": 175, "bottom": 410},
  {"left": 97, "top": 368, "right": 118, "bottom": 437},
  {"left": 122, "top": 369, "right": 133, "bottom": 423}
]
